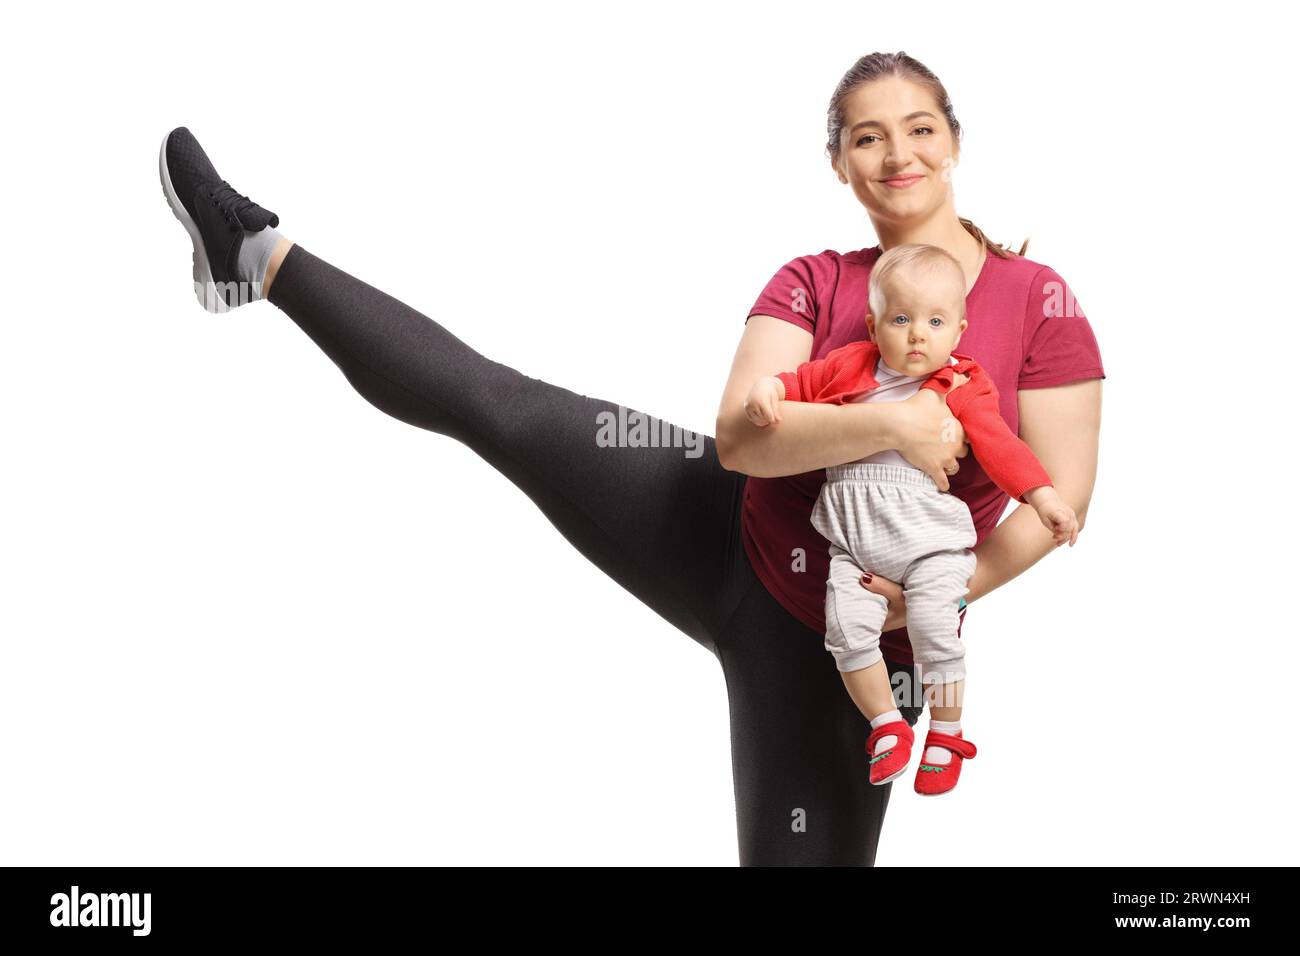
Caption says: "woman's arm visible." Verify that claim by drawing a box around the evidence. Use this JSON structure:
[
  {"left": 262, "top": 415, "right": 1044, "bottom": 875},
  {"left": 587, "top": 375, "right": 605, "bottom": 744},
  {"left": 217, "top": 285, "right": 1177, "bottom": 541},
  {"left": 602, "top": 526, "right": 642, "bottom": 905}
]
[
  {"left": 964, "top": 378, "right": 1103, "bottom": 604},
  {"left": 715, "top": 316, "right": 967, "bottom": 484}
]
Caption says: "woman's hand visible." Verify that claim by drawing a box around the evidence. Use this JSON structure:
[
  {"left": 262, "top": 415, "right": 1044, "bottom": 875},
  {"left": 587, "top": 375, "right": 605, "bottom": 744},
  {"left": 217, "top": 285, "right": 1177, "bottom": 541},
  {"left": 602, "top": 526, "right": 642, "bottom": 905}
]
[
  {"left": 893, "top": 381, "right": 970, "bottom": 491},
  {"left": 862, "top": 554, "right": 977, "bottom": 633},
  {"left": 860, "top": 571, "right": 907, "bottom": 632}
]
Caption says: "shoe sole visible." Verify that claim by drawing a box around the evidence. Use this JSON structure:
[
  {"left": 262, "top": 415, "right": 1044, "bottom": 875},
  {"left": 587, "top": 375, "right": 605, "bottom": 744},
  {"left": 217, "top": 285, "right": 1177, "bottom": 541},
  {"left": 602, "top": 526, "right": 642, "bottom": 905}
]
[
  {"left": 157, "top": 133, "right": 231, "bottom": 314},
  {"left": 871, "top": 764, "right": 908, "bottom": 786}
]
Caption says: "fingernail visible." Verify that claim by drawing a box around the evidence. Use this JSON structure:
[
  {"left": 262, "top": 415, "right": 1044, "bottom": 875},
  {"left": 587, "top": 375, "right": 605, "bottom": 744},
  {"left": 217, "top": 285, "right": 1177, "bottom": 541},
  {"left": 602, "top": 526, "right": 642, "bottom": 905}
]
[{"left": 860, "top": 573, "right": 873, "bottom": 587}]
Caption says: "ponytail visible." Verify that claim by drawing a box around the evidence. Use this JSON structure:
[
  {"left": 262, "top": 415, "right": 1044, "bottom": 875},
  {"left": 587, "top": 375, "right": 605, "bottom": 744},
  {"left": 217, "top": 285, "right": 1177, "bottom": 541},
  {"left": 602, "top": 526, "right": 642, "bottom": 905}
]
[{"left": 960, "top": 217, "right": 1028, "bottom": 259}]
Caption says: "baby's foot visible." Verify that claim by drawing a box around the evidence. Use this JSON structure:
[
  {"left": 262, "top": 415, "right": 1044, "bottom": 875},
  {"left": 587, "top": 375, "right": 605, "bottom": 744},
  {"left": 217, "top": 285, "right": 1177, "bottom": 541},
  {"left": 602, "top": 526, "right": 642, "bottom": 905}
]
[
  {"left": 866, "top": 708, "right": 914, "bottom": 785},
  {"left": 158, "top": 127, "right": 283, "bottom": 312},
  {"left": 914, "top": 719, "right": 977, "bottom": 796},
  {"left": 922, "top": 718, "right": 962, "bottom": 766}
]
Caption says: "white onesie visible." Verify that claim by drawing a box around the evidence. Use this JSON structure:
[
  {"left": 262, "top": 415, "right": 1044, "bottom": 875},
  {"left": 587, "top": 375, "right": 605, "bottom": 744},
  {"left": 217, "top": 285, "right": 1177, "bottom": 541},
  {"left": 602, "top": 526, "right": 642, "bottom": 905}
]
[{"left": 848, "top": 355, "right": 959, "bottom": 468}]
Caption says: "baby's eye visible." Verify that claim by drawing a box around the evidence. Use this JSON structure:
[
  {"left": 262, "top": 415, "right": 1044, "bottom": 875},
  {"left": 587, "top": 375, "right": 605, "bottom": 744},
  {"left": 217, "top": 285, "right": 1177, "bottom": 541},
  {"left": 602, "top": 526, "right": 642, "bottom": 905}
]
[
  {"left": 930, "top": 317, "right": 943, "bottom": 327},
  {"left": 892, "top": 314, "right": 909, "bottom": 324}
]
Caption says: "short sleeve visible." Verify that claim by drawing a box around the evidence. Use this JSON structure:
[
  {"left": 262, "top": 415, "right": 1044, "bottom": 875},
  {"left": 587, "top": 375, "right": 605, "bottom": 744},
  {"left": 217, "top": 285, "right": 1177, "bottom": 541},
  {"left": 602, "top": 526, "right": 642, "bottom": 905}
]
[
  {"left": 1019, "top": 265, "right": 1107, "bottom": 389},
  {"left": 745, "top": 253, "right": 831, "bottom": 336}
]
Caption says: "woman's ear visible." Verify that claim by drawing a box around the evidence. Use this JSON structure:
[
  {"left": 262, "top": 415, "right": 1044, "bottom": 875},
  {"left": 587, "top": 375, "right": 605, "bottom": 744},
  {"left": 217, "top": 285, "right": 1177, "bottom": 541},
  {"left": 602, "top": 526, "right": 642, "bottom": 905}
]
[{"left": 829, "top": 153, "right": 848, "bottom": 185}]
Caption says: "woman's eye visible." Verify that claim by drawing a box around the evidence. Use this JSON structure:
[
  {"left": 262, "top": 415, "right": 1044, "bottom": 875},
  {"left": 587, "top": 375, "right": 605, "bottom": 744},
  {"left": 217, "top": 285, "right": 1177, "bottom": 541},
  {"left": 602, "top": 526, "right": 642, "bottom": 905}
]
[{"left": 857, "top": 127, "right": 932, "bottom": 147}]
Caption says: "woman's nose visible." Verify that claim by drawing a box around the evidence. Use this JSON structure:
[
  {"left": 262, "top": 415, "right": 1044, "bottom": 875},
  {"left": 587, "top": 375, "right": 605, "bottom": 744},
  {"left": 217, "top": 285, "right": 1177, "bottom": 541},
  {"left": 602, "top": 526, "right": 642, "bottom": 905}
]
[{"left": 885, "top": 145, "right": 915, "bottom": 168}]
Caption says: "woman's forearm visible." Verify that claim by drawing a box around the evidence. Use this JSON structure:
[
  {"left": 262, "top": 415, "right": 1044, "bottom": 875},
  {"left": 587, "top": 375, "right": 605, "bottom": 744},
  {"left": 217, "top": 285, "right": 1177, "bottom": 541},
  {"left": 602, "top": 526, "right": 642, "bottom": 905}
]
[
  {"left": 716, "top": 400, "right": 898, "bottom": 478},
  {"left": 970, "top": 378, "right": 1102, "bottom": 605},
  {"left": 966, "top": 492, "right": 1090, "bottom": 605}
]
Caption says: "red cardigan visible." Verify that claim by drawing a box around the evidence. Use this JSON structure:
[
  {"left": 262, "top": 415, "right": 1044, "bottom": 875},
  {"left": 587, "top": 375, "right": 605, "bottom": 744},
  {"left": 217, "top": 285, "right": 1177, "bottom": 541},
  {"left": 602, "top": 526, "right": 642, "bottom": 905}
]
[{"left": 777, "top": 341, "right": 1053, "bottom": 504}]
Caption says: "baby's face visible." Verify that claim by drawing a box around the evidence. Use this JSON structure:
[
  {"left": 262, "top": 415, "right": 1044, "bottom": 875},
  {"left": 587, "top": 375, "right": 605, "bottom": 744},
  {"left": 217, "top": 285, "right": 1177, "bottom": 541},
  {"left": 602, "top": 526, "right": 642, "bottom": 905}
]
[{"left": 867, "top": 269, "right": 967, "bottom": 377}]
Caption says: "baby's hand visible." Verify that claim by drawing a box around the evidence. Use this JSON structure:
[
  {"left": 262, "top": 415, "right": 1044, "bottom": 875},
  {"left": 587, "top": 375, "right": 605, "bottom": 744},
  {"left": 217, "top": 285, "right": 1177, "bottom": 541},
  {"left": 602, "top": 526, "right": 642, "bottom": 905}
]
[
  {"left": 1038, "top": 501, "right": 1079, "bottom": 548},
  {"left": 745, "top": 376, "right": 786, "bottom": 427}
]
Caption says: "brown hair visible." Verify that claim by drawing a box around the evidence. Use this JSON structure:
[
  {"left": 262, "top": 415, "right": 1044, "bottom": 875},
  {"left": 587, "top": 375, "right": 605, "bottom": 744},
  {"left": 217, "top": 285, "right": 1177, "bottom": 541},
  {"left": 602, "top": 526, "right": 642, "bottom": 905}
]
[{"left": 825, "top": 51, "right": 1029, "bottom": 260}]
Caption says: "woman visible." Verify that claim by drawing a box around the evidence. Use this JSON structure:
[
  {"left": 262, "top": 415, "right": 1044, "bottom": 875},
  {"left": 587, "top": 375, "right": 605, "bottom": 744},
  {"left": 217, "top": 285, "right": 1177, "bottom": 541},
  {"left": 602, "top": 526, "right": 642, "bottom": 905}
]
[{"left": 159, "top": 50, "right": 1104, "bottom": 866}]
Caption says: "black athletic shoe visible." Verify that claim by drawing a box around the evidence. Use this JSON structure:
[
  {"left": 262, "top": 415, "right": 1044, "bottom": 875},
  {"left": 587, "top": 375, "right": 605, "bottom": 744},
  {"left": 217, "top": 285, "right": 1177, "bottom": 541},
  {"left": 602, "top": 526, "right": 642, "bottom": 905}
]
[{"left": 158, "top": 127, "right": 279, "bottom": 312}]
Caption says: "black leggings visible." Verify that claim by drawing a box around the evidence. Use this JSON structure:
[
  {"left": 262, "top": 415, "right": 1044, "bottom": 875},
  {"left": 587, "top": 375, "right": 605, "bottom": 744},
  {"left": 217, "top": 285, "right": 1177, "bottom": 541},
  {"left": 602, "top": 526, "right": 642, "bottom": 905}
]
[{"left": 267, "top": 243, "right": 923, "bottom": 866}]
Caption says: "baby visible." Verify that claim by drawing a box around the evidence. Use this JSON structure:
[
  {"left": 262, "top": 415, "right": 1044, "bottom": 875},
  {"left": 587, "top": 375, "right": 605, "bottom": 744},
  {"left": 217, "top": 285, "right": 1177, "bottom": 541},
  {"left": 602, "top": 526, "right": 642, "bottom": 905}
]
[{"left": 743, "top": 243, "right": 1078, "bottom": 796}]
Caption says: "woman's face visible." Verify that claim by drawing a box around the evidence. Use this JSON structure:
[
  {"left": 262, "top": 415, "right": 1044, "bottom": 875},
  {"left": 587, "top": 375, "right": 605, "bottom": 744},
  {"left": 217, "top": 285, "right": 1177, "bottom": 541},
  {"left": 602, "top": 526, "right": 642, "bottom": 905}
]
[{"left": 831, "top": 76, "right": 958, "bottom": 226}]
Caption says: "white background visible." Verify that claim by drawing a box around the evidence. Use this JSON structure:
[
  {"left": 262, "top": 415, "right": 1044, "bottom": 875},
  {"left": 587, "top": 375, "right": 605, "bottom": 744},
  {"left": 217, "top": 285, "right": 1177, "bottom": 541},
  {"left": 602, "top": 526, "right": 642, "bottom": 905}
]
[{"left": 3, "top": 0, "right": 1297, "bottom": 865}]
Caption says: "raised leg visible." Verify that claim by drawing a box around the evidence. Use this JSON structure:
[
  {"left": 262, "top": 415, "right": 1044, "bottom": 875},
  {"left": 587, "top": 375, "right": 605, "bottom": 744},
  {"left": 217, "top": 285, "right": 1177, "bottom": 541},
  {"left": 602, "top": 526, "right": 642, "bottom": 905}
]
[{"left": 264, "top": 243, "right": 751, "bottom": 656}]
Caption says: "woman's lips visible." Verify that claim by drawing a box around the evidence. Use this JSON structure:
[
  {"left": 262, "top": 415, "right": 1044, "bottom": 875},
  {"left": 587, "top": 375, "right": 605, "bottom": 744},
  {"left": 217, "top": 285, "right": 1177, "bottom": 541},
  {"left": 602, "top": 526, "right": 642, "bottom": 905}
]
[{"left": 882, "top": 175, "right": 924, "bottom": 189}]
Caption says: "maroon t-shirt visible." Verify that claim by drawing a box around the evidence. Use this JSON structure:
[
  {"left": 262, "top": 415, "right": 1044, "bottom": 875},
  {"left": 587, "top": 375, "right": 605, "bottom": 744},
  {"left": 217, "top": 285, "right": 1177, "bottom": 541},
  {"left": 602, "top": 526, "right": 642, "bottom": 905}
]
[{"left": 741, "top": 244, "right": 1106, "bottom": 665}]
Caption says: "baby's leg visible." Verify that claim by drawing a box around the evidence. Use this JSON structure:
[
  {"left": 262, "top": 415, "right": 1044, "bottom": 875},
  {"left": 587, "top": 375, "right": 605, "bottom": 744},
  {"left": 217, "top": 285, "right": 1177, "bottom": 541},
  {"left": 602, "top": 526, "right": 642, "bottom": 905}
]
[
  {"left": 903, "top": 547, "right": 979, "bottom": 720},
  {"left": 841, "top": 660, "right": 905, "bottom": 722},
  {"left": 823, "top": 543, "right": 890, "bottom": 696},
  {"left": 924, "top": 676, "right": 965, "bottom": 722}
]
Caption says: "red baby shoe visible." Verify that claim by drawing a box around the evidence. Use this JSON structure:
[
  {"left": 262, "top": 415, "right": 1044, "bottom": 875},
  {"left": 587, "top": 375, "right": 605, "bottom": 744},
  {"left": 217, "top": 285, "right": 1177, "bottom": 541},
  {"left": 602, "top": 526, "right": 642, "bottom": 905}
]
[
  {"left": 866, "top": 720, "right": 915, "bottom": 785},
  {"left": 913, "top": 730, "right": 977, "bottom": 796}
]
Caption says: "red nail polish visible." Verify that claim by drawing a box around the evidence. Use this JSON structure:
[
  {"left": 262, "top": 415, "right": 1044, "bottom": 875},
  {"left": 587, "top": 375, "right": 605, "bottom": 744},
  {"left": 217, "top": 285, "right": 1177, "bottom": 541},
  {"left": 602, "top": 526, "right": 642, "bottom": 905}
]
[{"left": 860, "top": 572, "right": 873, "bottom": 587}]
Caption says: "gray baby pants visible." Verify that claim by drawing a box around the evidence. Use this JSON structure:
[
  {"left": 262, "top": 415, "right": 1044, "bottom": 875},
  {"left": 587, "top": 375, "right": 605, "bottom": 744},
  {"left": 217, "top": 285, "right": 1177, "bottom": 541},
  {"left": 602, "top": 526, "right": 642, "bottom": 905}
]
[{"left": 810, "top": 462, "right": 977, "bottom": 685}]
